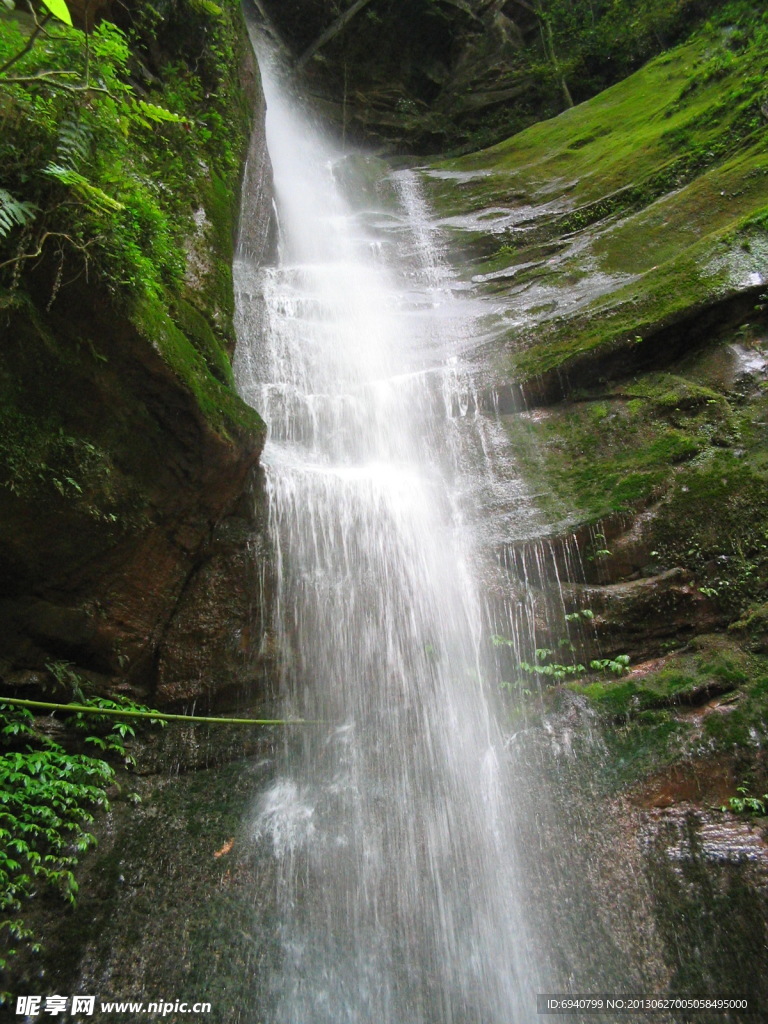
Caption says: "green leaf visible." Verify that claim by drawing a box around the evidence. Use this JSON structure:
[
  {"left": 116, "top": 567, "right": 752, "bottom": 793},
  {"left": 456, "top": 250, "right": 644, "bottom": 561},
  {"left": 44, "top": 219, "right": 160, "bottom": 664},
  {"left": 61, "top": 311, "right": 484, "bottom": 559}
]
[
  {"left": 42, "top": 164, "right": 124, "bottom": 214},
  {"left": 133, "top": 99, "right": 188, "bottom": 125},
  {"left": 491, "top": 634, "right": 514, "bottom": 647},
  {"left": 0, "top": 190, "right": 38, "bottom": 240},
  {"left": 41, "top": 0, "right": 73, "bottom": 26}
]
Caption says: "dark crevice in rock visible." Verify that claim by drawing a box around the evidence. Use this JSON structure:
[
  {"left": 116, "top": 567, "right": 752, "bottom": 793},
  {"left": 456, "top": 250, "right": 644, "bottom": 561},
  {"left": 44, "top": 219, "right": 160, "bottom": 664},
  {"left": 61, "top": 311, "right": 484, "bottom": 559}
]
[{"left": 516, "top": 284, "right": 768, "bottom": 409}]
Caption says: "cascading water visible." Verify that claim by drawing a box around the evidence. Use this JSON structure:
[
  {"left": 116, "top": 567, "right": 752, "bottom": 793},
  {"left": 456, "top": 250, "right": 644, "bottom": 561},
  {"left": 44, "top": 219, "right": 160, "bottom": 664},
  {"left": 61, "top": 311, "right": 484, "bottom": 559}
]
[{"left": 234, "top": 44, "right": 550, "bottom": 1024}]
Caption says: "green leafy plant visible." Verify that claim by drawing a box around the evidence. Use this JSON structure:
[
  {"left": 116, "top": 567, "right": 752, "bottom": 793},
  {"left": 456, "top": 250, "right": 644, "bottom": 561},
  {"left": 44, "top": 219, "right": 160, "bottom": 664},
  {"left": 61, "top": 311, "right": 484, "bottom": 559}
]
[
  {"left": 565, "top": 608, "right": 595, "bottom": 622},
  {"left": 589, "top": 655, "right": 631, "bottom": 676},
  {"left": 45, "top": 659, "right": 87, "bottom": 700},
  {"left": 0, "top": 702, "right": 113, "bottom": 972},
  {"left": 0, "top": 1, "right": 249, "bottom": 302},
  {"left": 721, "top": 783, "right": 768, "bottom": 816},
  {"left": 41, "top": 0, "right": 73, "bottom": 26},
  {"left": 499, "top": 679, "right": 533, "bottom": 698},
  {"left": 64, "top": 694, "right": 166, "bottom": 766},
  {"left": 0, "top": 188, "right": 37, "bottom": 239},
  {"left": 0, "top": 672, "right": 166, "bottom": 975},
  {"left": 520, "top": 650, "right": 587, "bottom": 681},
  {"left": 493, "top": 627, "right": 629, "bottom": 685},
  {"left": 586, "top": 533, "right": 612, "bottom": 560}
]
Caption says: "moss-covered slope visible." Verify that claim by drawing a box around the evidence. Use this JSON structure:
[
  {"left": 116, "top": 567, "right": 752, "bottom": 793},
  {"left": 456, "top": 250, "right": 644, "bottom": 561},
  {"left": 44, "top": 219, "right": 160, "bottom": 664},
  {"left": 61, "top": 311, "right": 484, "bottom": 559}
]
[
  {"left": 419, "top": 5, "right": 768, "bottom": 810},
  {"left": 423, "top": 7, "right": 768, "bottom": 393}
]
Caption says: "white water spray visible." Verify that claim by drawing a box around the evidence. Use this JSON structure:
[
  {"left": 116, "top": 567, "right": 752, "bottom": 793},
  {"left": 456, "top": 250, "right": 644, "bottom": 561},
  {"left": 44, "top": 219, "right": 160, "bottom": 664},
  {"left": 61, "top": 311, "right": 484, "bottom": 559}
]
[{"left": 235, "top": 47, "right": 545, "bottom": 1024}]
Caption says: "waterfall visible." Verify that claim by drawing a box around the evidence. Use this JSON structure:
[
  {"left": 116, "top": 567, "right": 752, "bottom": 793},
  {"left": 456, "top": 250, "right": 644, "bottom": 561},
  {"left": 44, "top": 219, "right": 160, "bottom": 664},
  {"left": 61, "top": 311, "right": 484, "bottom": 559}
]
[{"left": 234, "top": 46, "right": 547, "bottom": 1024}]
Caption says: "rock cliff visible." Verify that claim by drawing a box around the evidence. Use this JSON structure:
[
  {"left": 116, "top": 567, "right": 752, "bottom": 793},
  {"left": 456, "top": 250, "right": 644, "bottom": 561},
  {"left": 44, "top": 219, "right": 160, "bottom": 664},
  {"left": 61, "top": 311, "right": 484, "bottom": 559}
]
[{"left": 0, "top": 0, "right": 274, "bottom": 711}]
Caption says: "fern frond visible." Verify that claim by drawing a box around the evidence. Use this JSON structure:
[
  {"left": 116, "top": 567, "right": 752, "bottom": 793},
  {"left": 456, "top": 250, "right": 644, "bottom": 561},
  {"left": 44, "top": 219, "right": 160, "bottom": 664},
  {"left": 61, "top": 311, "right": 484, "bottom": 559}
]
[
  {"left": 132, "top": 99, "right": 188, "bottom": 125},
  {"left": 42, "top": 164, "right": 124, "bottom": 214},
  {"left": 56, "top": 120, "right": 92, "bottom": 169},
  {"left": 0, "top": 189, "right": 37, "bottom": 239}
]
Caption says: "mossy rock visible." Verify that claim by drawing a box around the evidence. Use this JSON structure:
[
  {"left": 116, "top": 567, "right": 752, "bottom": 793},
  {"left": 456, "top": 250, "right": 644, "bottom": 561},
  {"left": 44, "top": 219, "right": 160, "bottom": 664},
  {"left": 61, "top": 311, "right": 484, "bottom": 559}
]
[
  {"left": 131, "top": 293, "right": 264, "bottom": 443},
  {"left": 420, "top": 12, "right": 768, "bottom": 390}
]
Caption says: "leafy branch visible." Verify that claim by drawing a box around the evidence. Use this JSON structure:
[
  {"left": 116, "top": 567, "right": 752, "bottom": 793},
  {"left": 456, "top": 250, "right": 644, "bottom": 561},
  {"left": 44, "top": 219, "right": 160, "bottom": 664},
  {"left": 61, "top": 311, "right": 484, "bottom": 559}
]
[
  {"left": 0, "top": 654, "right": 172, "bottom": 972},
  {"left": 0, "top": 0, "right": 250, "bottom": 306},
  {"left": 0, "top": 2, "right": 52, "bottom": 76}
]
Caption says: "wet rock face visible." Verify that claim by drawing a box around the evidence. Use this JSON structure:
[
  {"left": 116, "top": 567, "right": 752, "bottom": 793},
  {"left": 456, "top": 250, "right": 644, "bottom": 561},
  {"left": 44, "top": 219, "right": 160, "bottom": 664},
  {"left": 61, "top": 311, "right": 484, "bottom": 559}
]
[
  {"left": 640, "top": 804, "right": 768, "bottom": 1008},
  {"left": 254, "top": 0, "right": 539, "bottom": 152},
  {"left": 563, "top": 570, "right": 724, "bottom": 661},
  {"left": 8, "top": 752, "right": 282, "bottom": 1017},
  {"left": 155, "top": 483, "right": 276, "bottom": 708},
  {"left": 0, "top": 27, "right": 274, "bottom": 711},
  {"left": 0, "top": 280, "right": 268, "bottom": 707}
]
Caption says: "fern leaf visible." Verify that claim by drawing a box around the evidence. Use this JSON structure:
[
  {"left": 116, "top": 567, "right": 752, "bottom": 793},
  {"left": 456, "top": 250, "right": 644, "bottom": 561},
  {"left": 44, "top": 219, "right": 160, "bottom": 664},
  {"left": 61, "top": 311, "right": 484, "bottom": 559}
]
[
  {"left": 133, "top": 99, "right": 187, "bottom": 125},
  {"left": 42, "top": 164, "right": 124, "bottom": 214},
  {"left": 189, "top": 0, "right": 223, "bottom": 18},
  {"left": 0, "top": 189, "right": 37, "bottom": 239},
  {"left": 56, "top": 121, "right": 92, "bottom": 169}
]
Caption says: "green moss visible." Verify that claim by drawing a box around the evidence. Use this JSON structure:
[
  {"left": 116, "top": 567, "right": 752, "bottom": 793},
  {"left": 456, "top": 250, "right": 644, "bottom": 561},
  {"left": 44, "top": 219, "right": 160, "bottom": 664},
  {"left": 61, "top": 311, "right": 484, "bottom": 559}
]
[
  {"left": 0, "top": 0, "right": 260, "bottom": 452},
  {"left": 434, "top": 16, "right": 768, "bottom": 213},
  {"left": 602, "top": 717, "right": 689, "bottom": 792},
  {"left": 626, "top": 372, "right": 725, "bottom": 411},
  {"left": 563, "top": 638, "right": 768, "bottom": 789},
  {"left": 702, "top": 672, "right": 768, "bottom": 747},
  {"left": 573, "top": 636, "right": 755, "bottom": 719},
  {"left": 500, "top": 387, "right": 713, "bottom": 522},
  {"left": 730, "top": 601, "right": 768, "bottom": 644},
  {"left": 652, "top": 455, "right": 768, "bottom": 610},
  {"left": 171, "top": 297, "right": 234, "bottom": 387},
  {"left": 420, "top": 13, "right": 768, "bottom": 387},
  {"left": 131, "top": 294, "right": 264, "bottom": 442},
  {"left": 577, "top": 679, "right": 641, "bottom": 717}
]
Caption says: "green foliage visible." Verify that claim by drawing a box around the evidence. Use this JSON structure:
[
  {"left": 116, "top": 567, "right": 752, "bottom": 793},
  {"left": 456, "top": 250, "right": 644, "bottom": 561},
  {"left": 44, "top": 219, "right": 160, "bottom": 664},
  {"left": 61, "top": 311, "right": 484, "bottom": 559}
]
[
  {"left": 441, "top": 0, "right": 730, "bottom": 151},
  {"left": 517, "top": 648, "right": 629, "bottom": 683},
  {"left": 0, "top": 0, "right": 264, "bottom": 482},
  {"left": 42, "top": 163, "right": 124, "bottom": 214},
  {"left": 40, "top": 0, "right": 72, "bottom": 26},
  {"left": 572, "top": 637, "right": 761, "bottom": 742},
  {"left": 0, "top": 1, "right": 251, "bottom": 304},
  {"left": 722, "top": 783, "right": 768, "bottom": 816},
  {"left": 0, "top": 702, "right": 112, "bottom": 970},
  {"left": 564, "top": 608, "right": 594, "bottom": 622},
  {"left": 0, "top": 667, "right": 165, "bottom": 970},
  {"left": 532, "top": 0, "right": 737, "bottom": 111},
  {"left": 520, "top": 656, "right": 586, "bottom": 681},
  {"left": 495, "top": 629, "right": 629, "bottom": 688},
  {"left": 63, "top": 693, "right": 167, "bottom": 767},
  {"left": 589, "top": 654, "right": 631, "bottom": 676},
  {"left": 0, "top": 188, "right": 36, "bottom": 239}
]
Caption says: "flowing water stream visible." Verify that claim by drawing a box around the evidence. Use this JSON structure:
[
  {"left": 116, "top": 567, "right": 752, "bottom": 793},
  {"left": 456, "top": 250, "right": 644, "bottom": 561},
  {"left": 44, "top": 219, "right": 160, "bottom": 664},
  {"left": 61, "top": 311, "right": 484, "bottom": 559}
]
[{"left": 233, "top": 45, "right": 550, "bottom": 1024}]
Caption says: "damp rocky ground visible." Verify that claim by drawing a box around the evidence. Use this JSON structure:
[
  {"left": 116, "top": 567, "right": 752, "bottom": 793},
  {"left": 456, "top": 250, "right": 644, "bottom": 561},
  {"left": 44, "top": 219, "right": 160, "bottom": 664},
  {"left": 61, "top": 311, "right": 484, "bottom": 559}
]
[{"left": 2, "top": 724, "right": 284, "bottom": 1024}]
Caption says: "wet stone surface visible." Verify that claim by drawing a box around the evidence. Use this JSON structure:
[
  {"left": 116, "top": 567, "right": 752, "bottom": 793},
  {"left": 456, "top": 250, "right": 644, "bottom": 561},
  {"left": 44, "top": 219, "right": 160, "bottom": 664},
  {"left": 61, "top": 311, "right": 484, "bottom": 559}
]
[{"left": 639, "top": 805, "right": 768, "bottom": 1022}]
